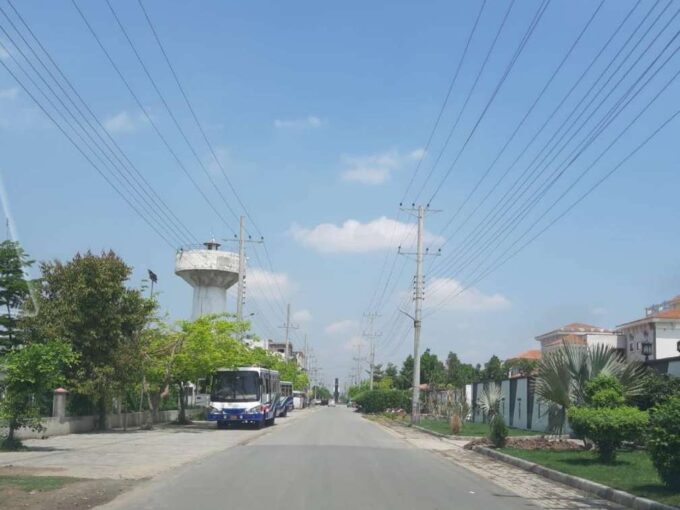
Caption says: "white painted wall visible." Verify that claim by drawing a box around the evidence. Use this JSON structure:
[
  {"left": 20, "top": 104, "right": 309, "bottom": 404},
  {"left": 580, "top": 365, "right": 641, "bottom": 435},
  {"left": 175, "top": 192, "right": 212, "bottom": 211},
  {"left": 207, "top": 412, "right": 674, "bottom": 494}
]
[
  {"left": 585, "top": 333, "right": 623, "bottom": 350},
  {"left": 621, "top": 320, "right": 680, "bottom": 361},
  {"left": 656, "top": 322, "right": 680, "bottom": 359}
]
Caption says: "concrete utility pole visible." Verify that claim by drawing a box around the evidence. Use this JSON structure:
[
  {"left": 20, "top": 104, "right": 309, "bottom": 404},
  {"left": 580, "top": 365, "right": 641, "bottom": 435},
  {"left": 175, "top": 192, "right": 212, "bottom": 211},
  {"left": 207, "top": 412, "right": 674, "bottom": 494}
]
[
  {"left": 363, "top": 312, "right": 382, "bottom": 390},
  {"left": 236, "top": 216, "right": 246, "bottom": 322},
  {"left": 304, "top": 334, "right": 309, "bottom": 372},
  {"left": 280, "top": 304, "right": 299, "bottom": 361},
  {"left": 353, "top": 342, "right": 363, "bottom": 386},
  {"left": 234, "top": 216, "right": 264, "bottom": 323},
  {"left": 399, "top": 204, "right": 440, "bottom": 425}
]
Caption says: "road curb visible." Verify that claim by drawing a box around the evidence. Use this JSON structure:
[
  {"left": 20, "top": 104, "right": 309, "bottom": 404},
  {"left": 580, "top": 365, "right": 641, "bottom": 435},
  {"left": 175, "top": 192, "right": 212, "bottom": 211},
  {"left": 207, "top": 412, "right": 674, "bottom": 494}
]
[{"left": 472, "top": 446, "right": 677, "bottom": 510}]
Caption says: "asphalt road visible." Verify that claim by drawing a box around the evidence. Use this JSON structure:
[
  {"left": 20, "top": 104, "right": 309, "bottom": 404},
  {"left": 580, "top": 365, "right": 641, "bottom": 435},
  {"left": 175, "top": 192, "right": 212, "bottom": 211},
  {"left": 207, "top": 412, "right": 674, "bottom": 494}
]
[{"left": 103, "top": 406, "right": 534, "bottom": 510}]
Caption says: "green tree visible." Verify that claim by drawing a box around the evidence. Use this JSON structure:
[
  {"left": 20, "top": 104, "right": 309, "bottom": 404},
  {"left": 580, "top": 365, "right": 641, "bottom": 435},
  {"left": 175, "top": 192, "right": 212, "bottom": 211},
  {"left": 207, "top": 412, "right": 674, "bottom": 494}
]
[
  {"left": 503, "top": 358, "right": 538, "bottom": 378},
  {"left": 22, "top": 251, "right": 155, "bottom": 428},
  {"left": 171, "top": 315, "right": 249, "bottom": 423},
  {"left": 384, "top": 363, "right": 398, "bottom": 380},
  {"left": 0, "top": 240, "right": 33, "bottom": 352},
  {"left": 535, "top": 343, "right": 647, "bottom": 434},
  {"left": 311, "top": 385, "right": 332, "bottom": 400},
  {"left": 397, "top": 355, "right": 414, "bottom": 390},
  {"left": 0, "top": 340, "right": 76, "bottom": 448},
  {"left": 420, "top": 349, "right": 445, "bottom": 387},
  {"left": 483, "top": 355, "right": 505, "bottom": 382},
  {"left": 139, "top": 322, "right": 182, "bottom": 426},
  {"left": 444, "top": 352, "right": 476, "bottom": 388}
]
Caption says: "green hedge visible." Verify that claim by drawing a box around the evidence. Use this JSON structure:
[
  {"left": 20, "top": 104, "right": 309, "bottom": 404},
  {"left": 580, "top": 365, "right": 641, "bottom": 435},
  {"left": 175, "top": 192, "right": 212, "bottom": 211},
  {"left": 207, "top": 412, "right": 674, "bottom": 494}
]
[
  {"left": 568, "top": 405, "right": 648, "bottom": 462},
  {"left": 648, "top": 396, "right": 680, "bottom": 488},
  {"left": 354, "top": 389, "right": 411, "bottom": 414}
]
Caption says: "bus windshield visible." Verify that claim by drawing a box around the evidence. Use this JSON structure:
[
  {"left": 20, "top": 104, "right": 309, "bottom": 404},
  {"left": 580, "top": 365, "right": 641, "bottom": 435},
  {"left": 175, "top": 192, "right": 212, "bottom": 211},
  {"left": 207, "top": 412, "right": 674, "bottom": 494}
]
[{"left": 211, "top": 371, "right": 260, "bottom": 403}]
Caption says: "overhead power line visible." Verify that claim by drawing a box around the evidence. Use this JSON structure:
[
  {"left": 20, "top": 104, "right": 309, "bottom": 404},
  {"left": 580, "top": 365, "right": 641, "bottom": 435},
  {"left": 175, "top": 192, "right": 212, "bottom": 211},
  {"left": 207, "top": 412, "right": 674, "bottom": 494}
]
[
  {"left": 426, "top": 15, "right": 680, "bottom": 313},
  {"left": 2, "top": 1, "right": 197, "bottom": 247},
  {"left": 426, "top": 0, "right": 674, "bottom": 284},
  {"left": 70, "top": 0, "right": 237, "bottom": 235}
]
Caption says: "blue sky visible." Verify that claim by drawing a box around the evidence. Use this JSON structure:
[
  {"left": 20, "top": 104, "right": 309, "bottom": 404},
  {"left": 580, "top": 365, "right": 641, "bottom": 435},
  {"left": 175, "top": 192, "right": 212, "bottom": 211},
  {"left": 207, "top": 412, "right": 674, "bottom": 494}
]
[{"left": 2, "top": 0, "right": 680, "bottom": 388}]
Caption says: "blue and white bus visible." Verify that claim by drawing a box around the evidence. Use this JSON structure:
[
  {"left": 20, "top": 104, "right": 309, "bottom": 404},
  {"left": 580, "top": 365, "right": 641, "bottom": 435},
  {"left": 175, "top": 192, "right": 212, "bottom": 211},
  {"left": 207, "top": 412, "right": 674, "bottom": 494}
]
[
  {"left": 207, "top": 367, "right": 280, "bottom": 429},
  {"left": 277, "top": 381, "right": 294, "bottom": 417}
]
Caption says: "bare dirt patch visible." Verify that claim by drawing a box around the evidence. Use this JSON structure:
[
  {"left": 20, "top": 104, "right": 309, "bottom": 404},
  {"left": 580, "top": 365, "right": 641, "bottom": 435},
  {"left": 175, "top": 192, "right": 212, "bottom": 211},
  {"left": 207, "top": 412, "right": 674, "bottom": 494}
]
[
  {"left": 0, "top": 467, "right": 137, "bottom": 510},
  {"left": 464, "top": 436, "right": 584, "bottom": 451}
]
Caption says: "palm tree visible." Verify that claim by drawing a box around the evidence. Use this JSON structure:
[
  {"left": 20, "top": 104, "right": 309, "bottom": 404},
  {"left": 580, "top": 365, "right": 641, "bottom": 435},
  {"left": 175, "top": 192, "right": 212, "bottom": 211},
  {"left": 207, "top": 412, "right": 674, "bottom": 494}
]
[
  {"left": 534, "top": 342, "right": 646, "bottom": 434},
  {"left": 477, "top": 382, "right": 503, "bottom": 421}
]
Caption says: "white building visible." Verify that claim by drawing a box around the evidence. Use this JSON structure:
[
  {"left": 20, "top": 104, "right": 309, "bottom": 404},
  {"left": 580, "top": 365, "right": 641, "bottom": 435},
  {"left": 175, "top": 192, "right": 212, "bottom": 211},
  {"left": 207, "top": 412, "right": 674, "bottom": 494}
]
[
  {"left": 535, "top": 323, "right": 623, "bottom": 354},
  {"left": 617, "top": 308, "right": 680, "bottom": 362}
]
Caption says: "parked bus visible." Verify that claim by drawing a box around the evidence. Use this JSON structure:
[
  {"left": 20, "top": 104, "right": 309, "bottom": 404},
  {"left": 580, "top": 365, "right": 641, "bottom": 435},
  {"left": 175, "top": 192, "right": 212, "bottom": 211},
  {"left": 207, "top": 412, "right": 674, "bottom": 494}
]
[
  {"left": 207, "top": 367, "right": 280, "bottom": 429},
  {"left": 277, "top": 381, "right": 294, "bottom": 417}
]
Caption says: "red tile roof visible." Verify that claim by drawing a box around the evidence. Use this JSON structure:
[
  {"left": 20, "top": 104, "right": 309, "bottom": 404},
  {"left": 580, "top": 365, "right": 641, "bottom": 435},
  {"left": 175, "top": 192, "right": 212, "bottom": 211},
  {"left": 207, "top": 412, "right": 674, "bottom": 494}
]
[
  {"left": 561, "top": 323, "right": 612, "bottom": 333},
  {"left": 655, "top": 309, "right": 680, "bottom": 319},
  {"left": 509, "top": 349, "right": 541, "bottom": 360}
]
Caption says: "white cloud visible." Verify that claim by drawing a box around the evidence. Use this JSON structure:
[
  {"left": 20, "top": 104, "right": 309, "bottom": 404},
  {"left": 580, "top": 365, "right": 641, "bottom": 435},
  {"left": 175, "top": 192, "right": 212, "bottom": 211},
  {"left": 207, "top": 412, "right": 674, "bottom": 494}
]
[
  {"left": 292, "top": 309, "right": 312, "bottom": 323},
  {"left": 343, "top": 335, "right": 367, "bottom": 352},
  {"left": 290, "top": 216, "right": 443, "bottom": 253},
  {"left": 247, "top": 268, "right": 294, "bottom": 300},
  {"left": 274, "top": 116, "right": 324, "bottom": 129},
  {"left": 0, "top": 87, "right": 18, "bottom": 100},
  {"left": 340, "top": 148, "right": 424, "bottom": 185},
  {"left": 422, "top": 277, "right": 510, "bottom": 312},
  {"left": 325, "top": 319, "right": 358, "bottom": 335},
  {"left": 103, "top": 110, "right": 147, "bottom": 134}
]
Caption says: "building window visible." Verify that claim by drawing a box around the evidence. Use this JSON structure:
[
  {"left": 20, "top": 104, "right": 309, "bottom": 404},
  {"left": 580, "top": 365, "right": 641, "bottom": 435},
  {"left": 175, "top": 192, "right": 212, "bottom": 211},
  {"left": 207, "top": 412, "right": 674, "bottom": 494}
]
[
  {"left": 629, "top": 343, "right": 634, "bottom": 352},
  {"left": 637, "top": 342, "right": 641, "bottom": 351}
]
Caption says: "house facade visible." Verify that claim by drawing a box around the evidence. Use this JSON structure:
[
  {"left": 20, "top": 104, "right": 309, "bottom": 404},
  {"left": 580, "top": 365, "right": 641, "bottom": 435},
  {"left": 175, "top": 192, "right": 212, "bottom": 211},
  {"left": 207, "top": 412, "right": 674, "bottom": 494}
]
[
  {"left": 535, "top": 322, "right": 623, "bottom": 354},
  {"left": 617, "top": 308, "right": 680, "bottom": 362}
]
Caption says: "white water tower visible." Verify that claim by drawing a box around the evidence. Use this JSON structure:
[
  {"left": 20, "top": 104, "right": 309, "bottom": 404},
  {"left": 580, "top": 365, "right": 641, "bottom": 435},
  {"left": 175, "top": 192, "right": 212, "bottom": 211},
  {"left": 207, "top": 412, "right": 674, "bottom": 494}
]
[{"left": 175, "top": 239, "right": 239, "bottom": 319}]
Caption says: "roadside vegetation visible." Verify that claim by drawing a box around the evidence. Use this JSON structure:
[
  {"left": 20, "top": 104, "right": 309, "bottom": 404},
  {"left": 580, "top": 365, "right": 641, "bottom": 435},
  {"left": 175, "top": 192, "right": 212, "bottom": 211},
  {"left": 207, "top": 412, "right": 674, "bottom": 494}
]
[
  {"left": 0, "top": 242, "right": 308, "bottom": 449},
  {"left": 348, "top": 339, "right": 680, "bottom": 505},
  {"left": 500, "top": 448, "right": 680, "bottom": 507}
]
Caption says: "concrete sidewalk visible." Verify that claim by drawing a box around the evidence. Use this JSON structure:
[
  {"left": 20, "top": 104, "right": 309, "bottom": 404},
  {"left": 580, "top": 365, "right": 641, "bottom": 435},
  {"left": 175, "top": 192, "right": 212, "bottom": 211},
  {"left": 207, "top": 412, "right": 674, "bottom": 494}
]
[
  {"left": 0, "top": 409, "right": 314, "bottom": 480},
  {"left": 374, "top": 418, "right": 623, "bottom": 509}
]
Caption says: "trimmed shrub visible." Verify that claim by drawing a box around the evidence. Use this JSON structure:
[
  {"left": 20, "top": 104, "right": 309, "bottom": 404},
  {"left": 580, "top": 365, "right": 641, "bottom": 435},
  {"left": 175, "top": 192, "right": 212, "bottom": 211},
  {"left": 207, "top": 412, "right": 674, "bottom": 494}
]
[
  {"left": 583, "top": 375, "right": 624, "bottom": 408},
  {"left": 489, "top": 414, "right": 508, "bottom": 448},
  {"left": 568, "top": 405, "right": 648, "bottom": 462},
  {"left": 631, "top": 372, "right": 680, "bottom": 411},
  {"left": 353, "top": 389, "right": 411, "bottom": 414},
  {"left": 647, "top": 396, "right": 680, "bottom": 488}
]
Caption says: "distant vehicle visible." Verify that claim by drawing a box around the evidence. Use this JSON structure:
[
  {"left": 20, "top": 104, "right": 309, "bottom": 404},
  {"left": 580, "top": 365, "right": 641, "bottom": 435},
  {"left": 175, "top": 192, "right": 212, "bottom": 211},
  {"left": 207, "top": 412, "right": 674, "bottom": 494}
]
[
  {"left": 293, "top": 390, "right": 307, "bottom": 409},
  {"left": 207, "top": 367, "right": 280, "bottom": 429},
  {"left": 277, "top": 381, "right": 294, "bottom": 417},
  {"left": 320, "top": 398, "right": 329, "bottom": 406}
]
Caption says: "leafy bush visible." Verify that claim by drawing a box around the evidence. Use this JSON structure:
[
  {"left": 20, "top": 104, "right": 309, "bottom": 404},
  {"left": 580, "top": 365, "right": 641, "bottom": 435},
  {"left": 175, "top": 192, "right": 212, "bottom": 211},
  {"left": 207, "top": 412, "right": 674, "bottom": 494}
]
[
  {"left": 568, "top": 405, "right": 648, "bottom": 462},
  {"left": 647, "top": 396, "right": 680, "bottom": 488},
  {"left": 584, "top": 375, "right": 625, "bottom": 408},
  {"left": 631, "top": 372, "right": 680, "bottom": 411},
  {"left": 353, "top": 389, "right": 411, "bottom": 414},
  {"left": 489, "top": 414, "right": 508, "bottom": 448}
]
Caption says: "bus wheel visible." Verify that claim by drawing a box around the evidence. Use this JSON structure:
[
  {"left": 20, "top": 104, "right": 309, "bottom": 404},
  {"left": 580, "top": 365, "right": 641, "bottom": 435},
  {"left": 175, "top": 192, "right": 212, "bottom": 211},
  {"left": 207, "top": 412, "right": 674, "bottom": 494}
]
[{"left": 266, "top": 416, "right": 275, "bottom": 427}]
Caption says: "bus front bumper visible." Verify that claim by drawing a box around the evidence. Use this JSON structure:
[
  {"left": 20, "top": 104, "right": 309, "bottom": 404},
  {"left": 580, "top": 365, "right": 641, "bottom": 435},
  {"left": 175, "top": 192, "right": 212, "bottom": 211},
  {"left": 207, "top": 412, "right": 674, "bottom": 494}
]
[{"left": 207, "top": 410, "right": 264, "bottom": 424}]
